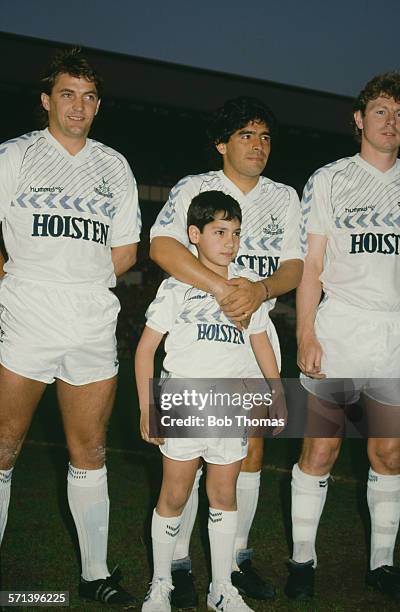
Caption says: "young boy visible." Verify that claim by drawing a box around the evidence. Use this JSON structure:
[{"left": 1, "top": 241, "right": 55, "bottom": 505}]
[{"left": 135, "top": 191, "right": 282, "bottom": 611}]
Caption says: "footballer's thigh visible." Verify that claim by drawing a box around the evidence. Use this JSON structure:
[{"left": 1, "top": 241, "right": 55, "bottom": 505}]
[
  {"left": 241, "top": 436, "right": 264, "bottom": 471},
  {"left": 0, "top": 365, "right": 46, "bottom": 469},
  {"left": 57, "top": 375, "right": 117, "bottom": 469}
]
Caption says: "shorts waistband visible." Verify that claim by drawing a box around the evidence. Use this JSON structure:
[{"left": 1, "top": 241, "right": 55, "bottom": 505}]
[
  {"left": 321, "top": 297, "right": 400, "bottom": 319},
  {"left": 2, "top": 274, "right": 109, "bottom": 294}
]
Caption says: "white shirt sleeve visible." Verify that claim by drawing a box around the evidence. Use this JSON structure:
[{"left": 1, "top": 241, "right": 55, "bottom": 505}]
[
  {"left": 149, "top": 177, "right": 194, "bottom": 246},
  {"left": 0, "top": 141, "right": 20, "bottom": 222},
  {"left": 280, "top": 186, "right": 304, "bottom": 261},
  {"left": 111, "top": 158, "right": 141, "bottom": 247},
  {"left": 145, "top": 277, "right": 184, "bottom": 334},
  {"left": 248, "top": 302, "right": 270, "bottom": 335},
  {"left": 302, "top": 170, "right": 332, "bottom": 236}
]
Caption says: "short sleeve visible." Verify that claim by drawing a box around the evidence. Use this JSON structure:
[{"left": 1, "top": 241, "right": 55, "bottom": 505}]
[
  {"left": 248, "top": 302, "right": 270, "bottom": 335},
  {"left": 279, "top": 187, "right": 304, "bottom": 262},
  {"left": 145, "top": 277, "right": 185, "bottom": 334},
  {"left": 301, "top": 170, "right": 332, "bottom": 237},
  {"left": 0, "top": 141, "right": 20, "bottom": 222},
  {"left": 150, "top": 177, "right": 193, "bottom": 246},
  {"left": 111, "top": 159, "right": 141, "bottom": 247}
]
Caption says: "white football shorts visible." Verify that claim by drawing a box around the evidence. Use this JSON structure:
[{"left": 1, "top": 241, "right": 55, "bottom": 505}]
[
  {"left": 0, "top": 275, "right": 120, "bottom": 385},
  {"left": 301, "top": 298, "right": 400, "bottom": 406},
  {"left": 160, "top": 435, "right": 248, "bottom": 465},
  {"left": 156, "top": 373, "right": 248, "bottom": 464}
]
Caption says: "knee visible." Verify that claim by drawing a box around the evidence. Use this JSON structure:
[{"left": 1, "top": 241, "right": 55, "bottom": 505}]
[
  {"left": 241, "top": 439, "right": 264, "bottom": 471},
  {"left": 161, "top": 485, "right": 192, "bottom": 515},
  {"left": 68, "top": 442, "right": 107, "bottom": 470},
  {"left": 369, "top": 442, "right": 400, "bottom": 474},
  {"left": 207, "top": 485, "right": 236, "bottom": 510},
  {"left": 300, "top": 439, "right": 340, "bottom": 474}
]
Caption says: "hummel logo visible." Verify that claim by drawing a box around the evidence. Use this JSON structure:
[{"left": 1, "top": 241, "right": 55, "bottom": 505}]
[
  {"left": 209, "top": 511, "right": 223, "bottom": 523},
  {"left": 30, "top": 185, "right": 63, "bottom": 193},
  {"left": 166, "top": 524, "right": 180, "bottom": 537}
]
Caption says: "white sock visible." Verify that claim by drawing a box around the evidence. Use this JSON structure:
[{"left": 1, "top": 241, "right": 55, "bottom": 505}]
[
  {"left": 291, "top": 463, "right": 329, "bottom": 567},
  {"left": 173, "top": 467, "right": 202, "bottom": 562},
  {"left": 367, "top": 468, "right": 400, "bottom": 570},
  {"left": 67, "top": 463, "right": 110, "bottom": 581},
  {"left": 151, "top": 509, "right": 181, "bottom": 582},
  {"left": 232, "top": 470, "right": 260, "bottom": 569},
  {"left": 209, "top": 508, "right": 238, "bottom": 592},
  {"left": 0, "top": 468, "right": 13, "bottom": 545}
]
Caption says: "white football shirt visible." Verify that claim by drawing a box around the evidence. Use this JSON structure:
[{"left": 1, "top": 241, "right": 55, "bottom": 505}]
[
  {"left": 0, "top": 129, "right": 141, "bottom": 287},
  {"left": 303, "top": 154, "right": 400, "bottom": 311},
  {"left": 150, "top": 170, "right": 304, "bottom": 310},
  {"left": 146, "top": 264, "right": 271, "bottom": 378}
]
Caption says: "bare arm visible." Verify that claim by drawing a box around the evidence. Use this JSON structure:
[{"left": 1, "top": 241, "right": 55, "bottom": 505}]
[
  {"left": 0, "top": 252, "right": 5, "bottom": 279},
  {"left": 250, "top": 331, "right": 286, "bottom": 435},
  {"left": 151, "top": 236, "right": 271, "bottom": 323},
  {"left": 296, "top": 234, "right": 327, "bottom": 378},
  {"left": 111, "top": 243, "right": 138, "bottom": 277},
  {"left": 134, "top": 326, "right": 164, "bottom": 445}
]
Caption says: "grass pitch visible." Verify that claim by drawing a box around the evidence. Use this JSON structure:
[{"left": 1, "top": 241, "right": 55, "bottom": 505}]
[{"left": 1, "top": 359, "right": 399, "bottom": 611}]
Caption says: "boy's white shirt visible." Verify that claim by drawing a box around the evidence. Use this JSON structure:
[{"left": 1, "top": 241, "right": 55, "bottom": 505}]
[{"left": 146, "top": 263, "right": 272, "bottom": 378}]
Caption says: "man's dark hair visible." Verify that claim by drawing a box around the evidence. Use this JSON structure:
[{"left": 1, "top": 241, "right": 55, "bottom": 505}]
[
  {"left": 352, "top": 71, "right": 400, "bottom": 140},
  {"left": 208, "top": 96, "right": 277, "bottom": 146},
  {"left": 187, "top": 190, "right": 242, "bottom": 233},
  {"left": 40, "top": 47, "right": 103, "bottom": 98}
]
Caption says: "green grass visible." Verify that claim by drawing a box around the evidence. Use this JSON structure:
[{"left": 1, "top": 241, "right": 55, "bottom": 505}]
[{"left": 1, "top": 359, "right": 399, "bottom": 611}]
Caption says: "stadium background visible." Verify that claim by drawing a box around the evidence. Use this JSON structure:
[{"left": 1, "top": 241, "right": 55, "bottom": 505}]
[{"left": 0, "top": 33, "right": 398, "bottom": 611}]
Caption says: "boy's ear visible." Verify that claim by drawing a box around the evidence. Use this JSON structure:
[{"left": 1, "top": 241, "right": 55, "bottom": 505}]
[{"left": 188, "top": 225, "right": 201, "bottom": 244}]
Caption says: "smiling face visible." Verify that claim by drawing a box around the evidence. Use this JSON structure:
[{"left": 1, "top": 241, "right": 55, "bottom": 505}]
[
  {"left": 354, "top": 95, "right": 400, "bottom": 158},
  {"left": 216, "top": 120, "right": 271, "bottom": 193},
  {"left": 41, "top": 72, "right": 100, "bottom": 153},
  {"left": 188, "top": 214, "right": 241, "bottom": 277}
]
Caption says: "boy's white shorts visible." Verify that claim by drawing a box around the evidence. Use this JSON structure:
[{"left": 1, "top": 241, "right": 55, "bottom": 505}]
[
  {"left": 301, "top": 298, "right": 400, "bottom": 406},
  {"left": 160, "top": 435, "right": 248, "bottom": 464},
  {"left": 0, "top": 275, "right": 120, "bottom": 385}
]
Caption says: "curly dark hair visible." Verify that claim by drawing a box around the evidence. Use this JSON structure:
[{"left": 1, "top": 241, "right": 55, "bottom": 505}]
[
  {"left": 208, "top": 96, "right": 277, "bottom": 147},
  {"left": 40, "top": 47, "right": 103, "bottom": 98},
  {"left": 352, "top": 71, "right": 400, "bottom": 140}
]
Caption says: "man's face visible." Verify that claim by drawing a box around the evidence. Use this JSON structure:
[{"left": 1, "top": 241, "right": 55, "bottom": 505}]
[
  {"left": 216, "top": 120, "right": 271, "bottom": 183},
  {"left": 354, "top": 95, "right": 400, "bottom": 155},
  {"left": 188, "top": 214, "right": 241, "bottom": 274},
  {"left": 41, "top": 73, "right": 100, "bottom": 144}
]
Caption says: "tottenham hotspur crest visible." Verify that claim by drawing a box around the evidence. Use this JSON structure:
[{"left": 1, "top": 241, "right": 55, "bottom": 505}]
[
  {"left": 94, "top": 177, "right": 114, "bottom": 198},
  {"left": 263, "top": 214, "right": 283, "bottom": 236}
]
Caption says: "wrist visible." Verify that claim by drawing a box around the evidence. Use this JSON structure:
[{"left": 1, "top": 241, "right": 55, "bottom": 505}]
[
  {"left": 210, "top": 277, "right": 227, "bottom": 300},
  {"left": 297, "top": 328, "right": 316, "bottom": 343},
  {"left": 259, "top": 280, "right": 270, "bottom": 301}
]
